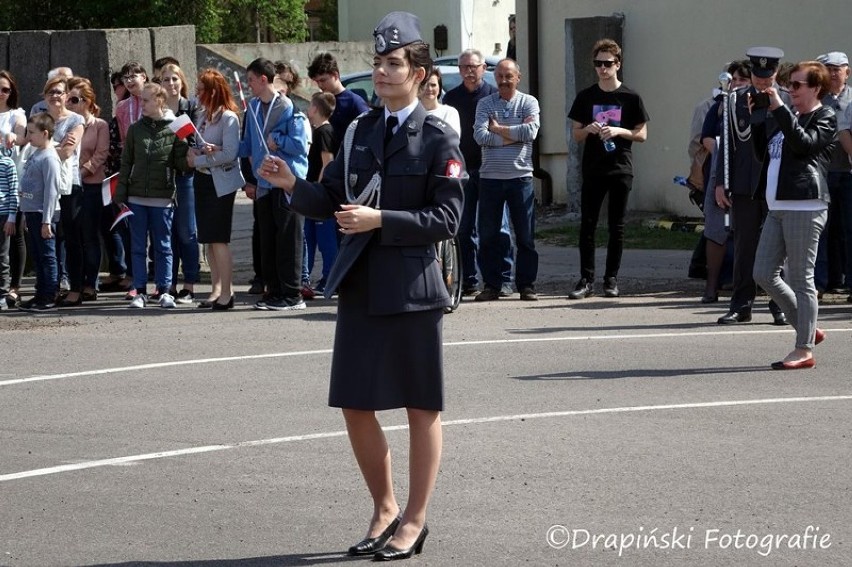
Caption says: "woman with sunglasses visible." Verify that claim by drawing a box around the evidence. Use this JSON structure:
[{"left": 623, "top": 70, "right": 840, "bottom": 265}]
[
  {"left": 0, "top": 70, "right": 27, "bottom": 307},
  {"left": 159, "top": 63, "right": 200, "bottom": 305},
  {"left": 65, "top": 77, "right": 108, "bottom": 303},
  {"left": 42, "top": 76, "right": 85, "bottom": 307},
  {"left": 752, "top": 61, "right": 837, "bottom": 370}
]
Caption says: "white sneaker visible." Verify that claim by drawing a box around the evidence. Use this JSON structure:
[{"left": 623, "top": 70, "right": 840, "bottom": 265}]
[
  {"left": 159, "top": 293, "right": 176, "bottom": 308},
  {"left": 128, "top": 294, "right": 147, "bottom": 309}
]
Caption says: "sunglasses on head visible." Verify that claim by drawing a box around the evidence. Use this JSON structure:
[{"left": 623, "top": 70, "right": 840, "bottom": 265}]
[
  {"left": 0, "top": 87, "right": 11, "bottom": 95},
  {"left": 593, "top": 60, "right": 616, "bottom": 68}
]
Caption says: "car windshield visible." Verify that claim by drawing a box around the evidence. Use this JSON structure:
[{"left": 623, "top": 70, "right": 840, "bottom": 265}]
[{"left": 341, "top": 67, "right": 496, "bottom": 106}]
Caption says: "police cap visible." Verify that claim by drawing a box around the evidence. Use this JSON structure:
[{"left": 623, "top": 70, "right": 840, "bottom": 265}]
[
  {"left": 373, "top": 11, "right": 422, "bottom": 55},
  {"left": 746, "top": 46, "right": 784, "bottom": 78}
]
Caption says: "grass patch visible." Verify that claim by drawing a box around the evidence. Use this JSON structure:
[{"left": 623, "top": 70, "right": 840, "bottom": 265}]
[{"left": 537, "top": 220, "right": 700, "bottom": 250}]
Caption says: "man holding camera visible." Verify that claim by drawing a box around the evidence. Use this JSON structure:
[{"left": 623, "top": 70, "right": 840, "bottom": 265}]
[{"left": 714, "top": 47, "right": 787, "bottom": 325}]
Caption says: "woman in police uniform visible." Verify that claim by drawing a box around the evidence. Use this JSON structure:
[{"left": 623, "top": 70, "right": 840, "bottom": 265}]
[{"left": 259, "top": 11, "right": 464, "bottom": 561}]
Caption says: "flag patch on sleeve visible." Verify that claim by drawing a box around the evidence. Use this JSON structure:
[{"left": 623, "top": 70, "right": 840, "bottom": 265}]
[{"left": 445, "top": 160, "right": 462, "bottom": 178}]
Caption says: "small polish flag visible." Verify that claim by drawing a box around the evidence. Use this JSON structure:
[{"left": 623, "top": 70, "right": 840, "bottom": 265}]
[
  {"left": 445, "top": 159, "right": 462, "bottom": 179},
  {"left": 168, "top": 114, "right": 196, "bottom": 140},
  {"left": 101, "top": 173, "right": 119, "bottom": 206}
]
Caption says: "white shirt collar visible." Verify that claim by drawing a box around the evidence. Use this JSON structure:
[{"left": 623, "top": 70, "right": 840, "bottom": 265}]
[{"left": 384, "top": 99, "right": 420, "bottom": 131}]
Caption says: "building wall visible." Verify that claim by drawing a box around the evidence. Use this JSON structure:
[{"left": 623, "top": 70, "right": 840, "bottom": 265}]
[
  {"left": 339, "top": 0, "right": 515, "bottom": 60},
  {"left": 524, "top": 0, "right": 852, "bottom": 214}
]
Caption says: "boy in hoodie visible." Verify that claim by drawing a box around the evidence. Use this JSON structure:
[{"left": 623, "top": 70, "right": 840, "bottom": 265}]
[{"left": 113, "top": 82, "right": 188, "bottom": 309}]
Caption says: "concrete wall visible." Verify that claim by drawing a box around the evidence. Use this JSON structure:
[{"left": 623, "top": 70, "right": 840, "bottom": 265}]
[
  {"left": 2, "top": 26, "right": 195, "bottom": 118},
  {"left": 338, "top": 0, "right": 515, "bottom": 60},
  {"left": 523, "top": 0, "right": 852, "bottom": 215}
]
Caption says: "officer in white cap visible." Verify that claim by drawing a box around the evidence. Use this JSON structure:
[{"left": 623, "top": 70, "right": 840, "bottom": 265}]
[{"left": 715, "top": 46, "right": 787, "bottom": 326}]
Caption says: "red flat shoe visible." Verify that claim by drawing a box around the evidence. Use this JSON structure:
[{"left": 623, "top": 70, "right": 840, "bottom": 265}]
[
  {"left": 771, "top": 358, "right": 816, "bottom": 370},
  {"left": 815, "top": 328, "right": 826, "bottom": 345}
]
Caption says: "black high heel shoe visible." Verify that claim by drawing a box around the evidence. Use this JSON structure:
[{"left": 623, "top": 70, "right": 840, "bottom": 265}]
[
  {"left": 197, "top": 297, "right": 220, "bottom": 309},
  {"left": 348, "top": 516, "right": 401, "bottom": 556},
  {"left": 373, "top": 524, "right": 428, "bottom": 561},
  {"left": 211, "top": 296, "right": 235, "bottom": 310}
]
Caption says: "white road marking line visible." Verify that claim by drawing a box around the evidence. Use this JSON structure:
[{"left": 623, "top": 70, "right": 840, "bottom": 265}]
[
  {"left": 2, "top": 395, "right": 850, "bottom": 483},
  {"left": 3, "top": 328, "right": 846, "bottom": 388}
]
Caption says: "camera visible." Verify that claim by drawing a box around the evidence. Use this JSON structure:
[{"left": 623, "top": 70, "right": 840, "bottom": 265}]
[{"left": 751, "top": 92, "right": 770, "bottom": 109}]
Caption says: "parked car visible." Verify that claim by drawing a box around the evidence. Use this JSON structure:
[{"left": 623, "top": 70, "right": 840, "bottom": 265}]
[
  {"left": 342, "top": 65, "right": 497, "bottom": 106},
  {"left": 433, "top": 55, "right": 501, "bottom": 70}
]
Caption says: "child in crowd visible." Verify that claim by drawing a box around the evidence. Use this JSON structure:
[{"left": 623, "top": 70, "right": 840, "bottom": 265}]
[
  {"left": 113, "top": 82, "right": 188, "bottom": 309},
  {"left": 0, "top": 151, "right": 19, "bottom": 310},
  {"left": 301, "top": 91, "right": 339, "bottom": 296},
  {"left": 18, "top": 113, "right": 61, "bottom": 311}
]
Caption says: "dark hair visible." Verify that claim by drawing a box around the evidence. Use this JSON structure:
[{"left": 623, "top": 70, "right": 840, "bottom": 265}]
[
  {"left": 67, "top": 76, "right": 101, "bottom": 118},
  {"left": 592, "top": 38, "right": 622, "bottom": 64},
  {"left": 310, "top": 91, "right": 336, "bottom": 118},
  {"left": 153, "top": 56, "right": 180, "bottom": 73},
  {"left": 275, "top": 60, "right": 301, "bottom": 91},
  {"left": 775, "top": 62, "right": 795, "bottom": 88},
  {"left": 307, "top": 52, "right": 340, "bottom": 79},
  {"left": 0, "top": 70, "right": 20, "bottom": 108},
  {"left": 427, "top": 68, "right": 443, "bottom": 92},
  {"left": 110, "top": 71, "right": 131, "bottom": 101},
  {"left": 246, "top": 58, "right": 276, "bottom": 82},
  {"left": 120, "top": 61, "right": 148, "bottom": 79},
  {"left": 792, "top": 61, "right": 832, "bottom": 98},
  {"left": 28, "top": 112, "right": 55, "bottom": 137},
  {"left": 727, "top": 59, "right": 752, "bottom": 78},
  {"left": 403, "top": 42, "right": 433, "bottom": 86}
]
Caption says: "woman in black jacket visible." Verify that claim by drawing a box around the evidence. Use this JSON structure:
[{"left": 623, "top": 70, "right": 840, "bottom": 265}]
[{"left": 752, "top": 61, "right": 836, "bottom": 370}]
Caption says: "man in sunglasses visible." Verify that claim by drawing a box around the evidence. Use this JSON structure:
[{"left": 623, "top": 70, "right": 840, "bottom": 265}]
[
  {"left": 713, "top": 46, "right": 788, "bottom": 326},
  {"left": 567, "top": 38, "right": 649, "bottom": 300}
]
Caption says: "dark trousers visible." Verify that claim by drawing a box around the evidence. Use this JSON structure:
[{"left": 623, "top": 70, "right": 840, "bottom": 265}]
[
  {"left": 815, "top": 171, "right": 850, "bottom": 290},
  {"left": 8, "top": 213, "right": 25, "bottom": 289},
  {"left": 255, "top": 192, "right": 303, "bottom": 298},
  {"left": 251, "top": 198, "right": 263, "bottom": 282},
  {"left": 578, "top": 174, "right": 632, "bottom": 281},
  {"left": 729, "top": 193, "right": 781, "bottom": 315},
  {"left": 61, "top": 185, "right": 102, "bottom": 291},
  {"left": 0, "top": 213, "right": 9, "bottom": 293},
  {"left": 101, "top": 203, "right": 131, "bottom": 277}
]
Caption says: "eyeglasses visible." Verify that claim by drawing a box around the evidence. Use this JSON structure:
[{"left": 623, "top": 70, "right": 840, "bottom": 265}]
[
  {"left": 46, "top": 89, "right": 65, "bottom": 96},
  {"left": 593, "top": 60, "right": 616, "bottom": 68},
  {"left": 459, "top": 64, "right": 484, "bottom": 71},
  {"left": 68, "top": 96, "right": 82, "bottom": 104},
  {"left": 122, "top": 73, "right": 142, "bottom": 82},
  {"left": 0, "top": 87, "right": 11, "bottom": 95},
  {"left": 790, "top": 80, "right": 811, "bottom": 91}
]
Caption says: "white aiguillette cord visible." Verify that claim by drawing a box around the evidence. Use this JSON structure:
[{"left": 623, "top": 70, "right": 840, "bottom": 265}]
[{"left": 342, "top": 117, "right": 382, "bottom": 208}]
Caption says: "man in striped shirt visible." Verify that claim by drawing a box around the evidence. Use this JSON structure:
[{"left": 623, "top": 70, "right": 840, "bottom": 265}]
[{"left": 473, "top": 59, "right": 540, "bottom": 301}]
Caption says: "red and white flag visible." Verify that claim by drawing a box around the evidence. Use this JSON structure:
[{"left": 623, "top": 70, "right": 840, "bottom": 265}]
[
  {"left": 101, "top": 173, "right": 119, "bottom": 206},
  {"left": 168, "top": 114, "right": 196, "bottom": 140},
  {"left": 110, "top": 205, "right": 134, "bottom": 231}
]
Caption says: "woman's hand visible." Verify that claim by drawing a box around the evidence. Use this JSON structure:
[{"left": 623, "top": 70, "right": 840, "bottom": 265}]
[
  {"left": 765, "top": 86, "right": 784, "bottom": 111},
  {"left": 3, "top": 220, "right": 15, "bottom": 237},
  {"left": 335, "top": 204, "right": 382, "bottom": 234},
  {"left": 715, "top": 184, "right": 731, "bottom": 209},
  {"left": 186, "top": 149, "right": 197, "bottom": 168},
  {"left": 4, "top": 132, "right": 15, "bottom": 149},
  {"left": 257, "top": 155, "right": 295, "bottom": 192}
]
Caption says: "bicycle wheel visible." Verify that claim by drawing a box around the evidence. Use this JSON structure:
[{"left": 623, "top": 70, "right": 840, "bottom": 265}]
[{"left": 442, "top": 237, "right": 462, "bottom": 313}]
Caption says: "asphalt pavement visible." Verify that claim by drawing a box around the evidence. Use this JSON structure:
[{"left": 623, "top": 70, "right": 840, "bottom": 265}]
[{"left": 2, "top": 195, "right": 851, "bottom": 567}]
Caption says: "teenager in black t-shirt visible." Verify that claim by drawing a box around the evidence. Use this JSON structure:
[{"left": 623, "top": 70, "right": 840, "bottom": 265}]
[{"left": 567, "top": 38, "right": 649, "bottom": 299}]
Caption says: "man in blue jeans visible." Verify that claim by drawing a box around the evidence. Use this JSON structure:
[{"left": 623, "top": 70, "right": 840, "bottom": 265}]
[
  {"left": 443, "top": 48, "right": 515, "bottom": 297},
  {"left": 473, "top": 58, "right": 540, "bottom": 301}
]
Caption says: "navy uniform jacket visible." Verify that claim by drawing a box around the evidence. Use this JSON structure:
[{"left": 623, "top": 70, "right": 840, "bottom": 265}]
[
  {"left": 290, "top": 103, "right": 465, "bottom": 315},
  {"left": 716, "top": 85, "right": 790, "bottom": 197}
]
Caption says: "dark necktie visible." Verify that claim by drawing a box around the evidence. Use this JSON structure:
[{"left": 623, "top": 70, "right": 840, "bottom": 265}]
[{"left": 385, "top": 115, "right": 398, "bottom": 145}]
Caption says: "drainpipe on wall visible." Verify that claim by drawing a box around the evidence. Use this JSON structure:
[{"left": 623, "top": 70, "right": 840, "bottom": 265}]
[{"left": 527, "top": 0, "right": 553, "bottom": 205}]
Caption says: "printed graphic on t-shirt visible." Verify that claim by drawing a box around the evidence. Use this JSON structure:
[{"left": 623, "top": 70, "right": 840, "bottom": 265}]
[
  {"left": 594, "top": 105, "right": 622, "bottom": 126},
  {"left": 768, "top": 131, "right": 784, "bottom": 161}
]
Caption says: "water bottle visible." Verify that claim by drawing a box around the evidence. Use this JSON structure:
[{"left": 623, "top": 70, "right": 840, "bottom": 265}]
[{"left": 598, "top": 122, "right": 616, "bottom": 152}]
